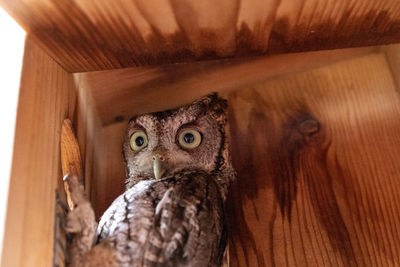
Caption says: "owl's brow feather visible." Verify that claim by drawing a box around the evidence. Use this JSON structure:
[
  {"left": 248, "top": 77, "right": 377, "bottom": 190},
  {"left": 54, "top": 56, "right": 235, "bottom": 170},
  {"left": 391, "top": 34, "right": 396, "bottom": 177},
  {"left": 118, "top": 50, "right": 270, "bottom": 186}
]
[
  {"left": 151, "top": 109, "right": 176, "bottom": 120},
  {"left": 128, "top": 93, "right": 225, "bottom": 124}
]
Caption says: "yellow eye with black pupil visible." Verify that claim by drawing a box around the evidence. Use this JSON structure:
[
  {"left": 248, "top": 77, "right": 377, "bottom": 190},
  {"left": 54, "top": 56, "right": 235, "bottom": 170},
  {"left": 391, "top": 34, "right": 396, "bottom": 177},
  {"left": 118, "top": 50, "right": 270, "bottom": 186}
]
[
  {"left": 130, "top": 131, "right": 148, "bottom": 151},
  {"left": 178, "top": 129, "right": 202, "bottom": 149}
]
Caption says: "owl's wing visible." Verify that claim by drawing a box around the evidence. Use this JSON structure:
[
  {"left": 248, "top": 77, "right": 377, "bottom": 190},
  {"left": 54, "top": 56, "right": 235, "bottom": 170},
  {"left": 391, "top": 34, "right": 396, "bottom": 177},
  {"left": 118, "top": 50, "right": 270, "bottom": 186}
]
[
  {"left": 141, "top": 187, "right": 191, "bottom": 266},
  {"left": 96, "top": 193, "right": 125, "bottom": 241},
  {"left": 142, "top": 174, "right": 225, "bottom": 267}
]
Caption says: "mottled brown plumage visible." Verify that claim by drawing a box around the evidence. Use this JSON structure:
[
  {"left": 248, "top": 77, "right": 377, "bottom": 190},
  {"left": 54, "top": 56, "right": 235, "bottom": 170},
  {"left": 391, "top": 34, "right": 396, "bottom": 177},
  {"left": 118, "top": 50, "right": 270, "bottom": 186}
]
[{"left": 65, "top": 93, "right": 235, "bottom": 266}]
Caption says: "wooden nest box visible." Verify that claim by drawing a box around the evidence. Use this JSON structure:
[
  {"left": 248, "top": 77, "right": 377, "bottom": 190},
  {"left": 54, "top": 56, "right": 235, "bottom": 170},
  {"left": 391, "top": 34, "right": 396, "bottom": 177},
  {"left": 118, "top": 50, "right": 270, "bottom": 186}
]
[{"left": 1, "top": 1, "right": 400, "bottom": 266}]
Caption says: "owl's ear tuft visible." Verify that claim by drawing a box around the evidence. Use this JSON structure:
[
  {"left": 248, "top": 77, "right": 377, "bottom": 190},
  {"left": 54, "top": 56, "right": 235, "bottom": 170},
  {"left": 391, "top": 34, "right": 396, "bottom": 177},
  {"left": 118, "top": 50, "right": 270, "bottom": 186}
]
[
  {"left": 193, "top": 92, "right": 218, "bottom": 106},
  {"left": 198, "top": 93, "right": 228, "bottom": 125},
  {"left": 188, "top": 93, "right": 228, "bottom": 125}
]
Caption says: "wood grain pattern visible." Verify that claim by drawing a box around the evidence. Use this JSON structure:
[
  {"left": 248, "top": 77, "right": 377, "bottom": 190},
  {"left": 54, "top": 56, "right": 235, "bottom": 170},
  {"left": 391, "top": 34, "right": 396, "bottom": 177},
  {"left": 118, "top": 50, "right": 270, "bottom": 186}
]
[
  {"left": 0, "top": 39, "right": 77, "bottom": 267},
  {"left": 61, "top": 119, "right": 83, "bottom": 180},
  {"left": 0, "top": 0, "right": 399, "bottom": 71},
  {"left": 384, "top": 44, "right": 400, "bottom": 92},
  {"left": 80, "top": 47, "right": 376, "bottom": 126},
  {"left": 91, "top": 122, "right": 126, "bottom": 218},
  {"left": 72, "top": 72, "right": 102, "bottom": 200},
  {"left": 227, "top": 53, "right": 400, "bottom": 266},
  {"left": 60, "top": 119, "right": 83, "bottom": 210}
]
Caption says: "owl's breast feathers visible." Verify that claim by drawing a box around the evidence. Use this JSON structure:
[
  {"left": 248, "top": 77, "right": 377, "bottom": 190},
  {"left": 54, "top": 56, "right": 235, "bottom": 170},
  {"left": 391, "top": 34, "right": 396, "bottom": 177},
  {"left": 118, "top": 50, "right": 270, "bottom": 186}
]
[{"left": 97, "top": 170, "right": 226, "bottom": 267}]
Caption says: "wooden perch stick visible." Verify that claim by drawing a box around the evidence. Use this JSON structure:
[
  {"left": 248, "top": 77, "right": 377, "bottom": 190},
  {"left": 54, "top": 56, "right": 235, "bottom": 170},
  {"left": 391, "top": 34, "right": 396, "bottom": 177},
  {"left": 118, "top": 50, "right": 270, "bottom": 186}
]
[{"left": 60, "top": 119, "right": 83, "bottom": 210}]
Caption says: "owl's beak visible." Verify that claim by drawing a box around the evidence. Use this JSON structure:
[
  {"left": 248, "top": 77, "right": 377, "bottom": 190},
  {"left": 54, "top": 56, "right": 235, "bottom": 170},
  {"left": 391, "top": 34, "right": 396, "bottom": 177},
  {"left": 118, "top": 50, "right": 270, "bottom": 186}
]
[{"left": 152, "top": 154, "right": 166, "bottom": 179}]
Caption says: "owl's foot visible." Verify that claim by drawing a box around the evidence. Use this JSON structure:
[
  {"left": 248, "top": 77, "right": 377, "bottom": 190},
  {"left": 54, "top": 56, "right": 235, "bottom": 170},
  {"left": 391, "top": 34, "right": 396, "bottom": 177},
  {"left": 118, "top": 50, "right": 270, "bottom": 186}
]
[{"left": 64, "top": 175, "right": 97, "bottom": 267}]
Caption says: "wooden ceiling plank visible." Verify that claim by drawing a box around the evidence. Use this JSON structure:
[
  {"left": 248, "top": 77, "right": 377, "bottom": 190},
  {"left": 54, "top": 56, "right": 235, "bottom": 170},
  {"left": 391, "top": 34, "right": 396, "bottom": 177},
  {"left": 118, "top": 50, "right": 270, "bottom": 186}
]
[
  {"left": 76, "top": 47, "right": 378, "bottom": 125},
  {"left": 0, "top": 0, "right": 399, "bottom": 72}
]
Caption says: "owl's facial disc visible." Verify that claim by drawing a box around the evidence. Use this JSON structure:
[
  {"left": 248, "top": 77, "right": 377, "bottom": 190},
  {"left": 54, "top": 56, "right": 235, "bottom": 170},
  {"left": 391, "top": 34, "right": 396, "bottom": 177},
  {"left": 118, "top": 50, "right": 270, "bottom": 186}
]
[{"left": 124, "top": 93, "right": 228, "bottom": 188}]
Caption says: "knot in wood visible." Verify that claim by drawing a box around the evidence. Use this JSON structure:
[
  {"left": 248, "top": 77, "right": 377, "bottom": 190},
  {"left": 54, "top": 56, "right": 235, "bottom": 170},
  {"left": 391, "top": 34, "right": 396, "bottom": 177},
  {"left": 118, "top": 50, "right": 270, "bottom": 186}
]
[{"left": 298, "top": 119, "right": 320, "bottom": 136}]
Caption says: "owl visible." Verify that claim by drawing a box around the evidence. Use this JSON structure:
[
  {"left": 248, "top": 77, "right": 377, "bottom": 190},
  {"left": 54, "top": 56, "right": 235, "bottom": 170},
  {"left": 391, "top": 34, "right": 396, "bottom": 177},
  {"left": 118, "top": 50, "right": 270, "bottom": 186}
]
[{"left": 65, "top": 93, "right": 236, "bottom": 267}]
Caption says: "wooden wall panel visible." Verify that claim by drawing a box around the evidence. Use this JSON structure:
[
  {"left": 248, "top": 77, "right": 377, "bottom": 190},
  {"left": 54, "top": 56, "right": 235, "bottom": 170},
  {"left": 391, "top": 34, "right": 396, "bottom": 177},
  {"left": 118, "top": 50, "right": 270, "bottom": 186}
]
[
  {"left": 384, "top": 44, "right": 400, "bottom": 91},
  {"left": 0, "top": 0, "right": 399, "bottom": 71},
  {"left": 227, "top": 53, "right": 400, "bottom": 266},
  {"left": 73, "top": 73, "right": 102, "bottom": 199},
  {"left": 91, "top": 122, "right": 126, "bottom": 218},
  {"left": 0, "top": 39, "right": 77, "bottom": 267},
  {"left": 80, "top": 47, "right": 376, "bottom": 126}
]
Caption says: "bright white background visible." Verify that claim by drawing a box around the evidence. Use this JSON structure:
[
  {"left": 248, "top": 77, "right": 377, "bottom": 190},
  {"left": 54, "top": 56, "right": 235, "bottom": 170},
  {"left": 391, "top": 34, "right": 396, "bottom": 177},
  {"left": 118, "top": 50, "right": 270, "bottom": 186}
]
[{"left": 0, "top": 6, "right": 25, "bottom": 261}]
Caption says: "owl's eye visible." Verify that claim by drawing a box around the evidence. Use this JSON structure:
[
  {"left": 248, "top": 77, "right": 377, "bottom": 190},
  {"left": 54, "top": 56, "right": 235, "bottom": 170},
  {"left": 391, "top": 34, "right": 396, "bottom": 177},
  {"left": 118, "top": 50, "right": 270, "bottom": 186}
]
[
  {"left": 130, "top": 131, "right": 148, "bottom": 151},
  {"left": 178, "top": 129, "right": 202, "bottom": 150}
]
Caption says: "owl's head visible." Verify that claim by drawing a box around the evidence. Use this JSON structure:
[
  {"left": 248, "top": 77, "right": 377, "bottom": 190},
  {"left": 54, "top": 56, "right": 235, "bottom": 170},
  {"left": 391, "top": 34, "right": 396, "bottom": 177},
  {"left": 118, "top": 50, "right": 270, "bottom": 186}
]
[{"left": 123, "top": 93, "right": 235, "bottom": 189}]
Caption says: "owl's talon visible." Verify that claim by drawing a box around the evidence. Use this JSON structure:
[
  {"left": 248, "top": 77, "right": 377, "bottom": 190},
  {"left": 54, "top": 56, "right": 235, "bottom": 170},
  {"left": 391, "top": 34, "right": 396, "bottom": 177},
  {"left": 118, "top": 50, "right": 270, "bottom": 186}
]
[
  {"left": 63, "top": 174, "right": 70, "bottom": 182},
  {"left": 64, "top": 175, "right": 97, "bottom": 255},
  {"left": 64, "top": 175, "right": 88, "bottom": 205}
]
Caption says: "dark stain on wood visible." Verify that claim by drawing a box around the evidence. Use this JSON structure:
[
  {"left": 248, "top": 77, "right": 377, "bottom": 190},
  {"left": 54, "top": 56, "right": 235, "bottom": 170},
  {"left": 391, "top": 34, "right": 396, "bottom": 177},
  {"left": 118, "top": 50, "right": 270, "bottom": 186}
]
[
  {"left": 223, "top": 53, "right": 400, "bottom": 266},
  {"left": 273, "top": 112, "right": 321, "bottom": 219},
  {"left": 299, "top": 139, "right": 357, "bottom": 266},
  {"left": 227, "top": 88, "right": 362, "bottom": 265},
  {"left": 267, "top": 10, "right": 400, "bottom": 54},
  {"left": 2, "top": 0, "right": 400, "bottom": 71},
  {"left": 226, "top": 89, "right": 276, "bottom": 266}
]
